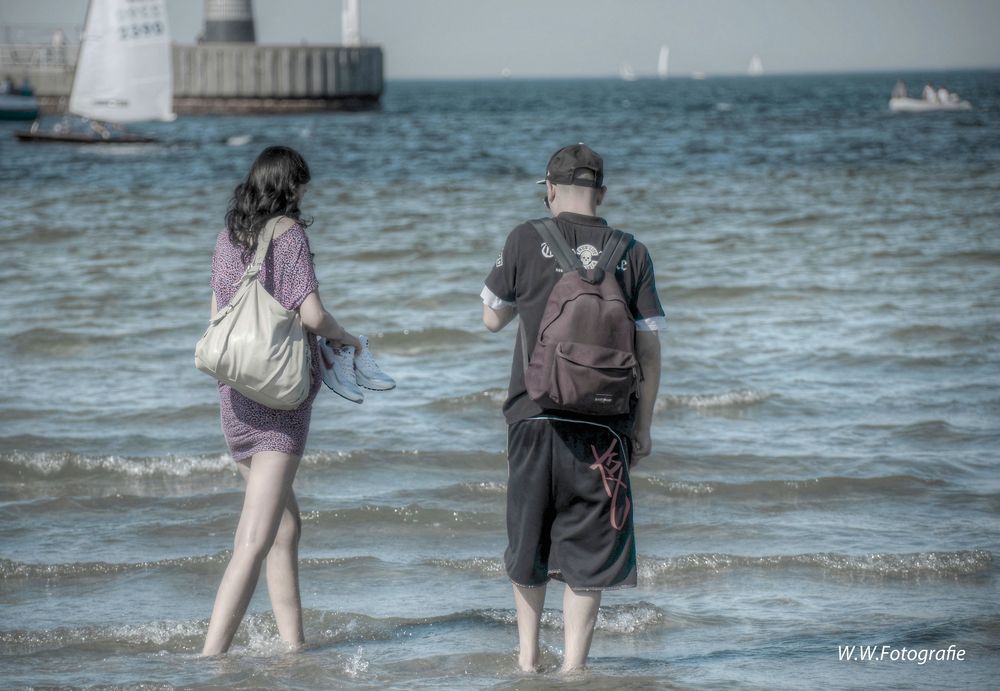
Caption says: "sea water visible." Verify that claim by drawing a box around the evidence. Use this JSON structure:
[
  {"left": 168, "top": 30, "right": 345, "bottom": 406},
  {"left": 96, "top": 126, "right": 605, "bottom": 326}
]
[{"left": 1, "top": 72, "right": 999, "bottom": 689}]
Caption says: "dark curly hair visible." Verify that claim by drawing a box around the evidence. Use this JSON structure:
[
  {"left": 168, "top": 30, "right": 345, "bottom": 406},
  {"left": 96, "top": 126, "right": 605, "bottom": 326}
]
[{"left": 225, "top": 145, "right": 312, "bottom": 257}]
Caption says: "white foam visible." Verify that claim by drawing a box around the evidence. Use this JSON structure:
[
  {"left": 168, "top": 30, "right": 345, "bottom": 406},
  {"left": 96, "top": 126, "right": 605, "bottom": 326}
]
[
  {"left": 656, "top": 389, "right": 772, "bottom": 411},
  {"left": 2, "top": 451, "right": 233, "bottom": 477}
]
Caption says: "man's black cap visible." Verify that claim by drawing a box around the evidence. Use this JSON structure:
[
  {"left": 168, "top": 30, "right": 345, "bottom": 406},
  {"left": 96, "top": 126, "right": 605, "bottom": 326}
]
[{"left": 536, "top": 143, "right": 604, "bottom": 188}]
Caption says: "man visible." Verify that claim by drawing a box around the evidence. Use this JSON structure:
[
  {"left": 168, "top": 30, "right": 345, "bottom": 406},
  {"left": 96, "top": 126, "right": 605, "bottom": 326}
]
[{"left": 480, "top": 143, "right": 665, "bottom": 672}]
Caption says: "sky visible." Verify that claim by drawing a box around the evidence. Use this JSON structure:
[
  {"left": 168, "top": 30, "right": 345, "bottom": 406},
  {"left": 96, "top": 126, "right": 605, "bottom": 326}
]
[{"left": 2, "top": 0, "right": 999, "bottom": 79}]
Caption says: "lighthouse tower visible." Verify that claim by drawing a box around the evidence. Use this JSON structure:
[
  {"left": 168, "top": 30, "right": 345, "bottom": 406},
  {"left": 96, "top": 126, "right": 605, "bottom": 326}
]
[{"left": 204, "top": 0, "right": 256, "bottom": 43}]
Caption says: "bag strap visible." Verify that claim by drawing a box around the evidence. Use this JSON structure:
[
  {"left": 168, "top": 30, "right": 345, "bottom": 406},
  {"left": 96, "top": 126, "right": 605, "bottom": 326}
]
[{"left": 234, "top": 216, "right": 281, "bottom": 287}]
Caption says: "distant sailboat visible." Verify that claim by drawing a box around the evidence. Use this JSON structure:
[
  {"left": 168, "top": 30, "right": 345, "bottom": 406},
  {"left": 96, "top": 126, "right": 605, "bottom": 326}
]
[
  {"left": 657, "top": 45, "right": 669, "bottom": 79},
  {"left": 748, "top": 54, "right": 764, "bottom": 77},
  {"left": 16, "top": 0, "right": 175, "bottom": 143},
  {"left": 619, "top": 62, "right": 638, "bottom": 82}
]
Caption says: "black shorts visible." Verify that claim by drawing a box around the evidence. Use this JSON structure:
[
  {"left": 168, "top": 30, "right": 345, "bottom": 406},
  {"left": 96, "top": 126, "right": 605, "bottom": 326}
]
[{"left": 504, "top": 416, "right": 637, "bottom": 590}]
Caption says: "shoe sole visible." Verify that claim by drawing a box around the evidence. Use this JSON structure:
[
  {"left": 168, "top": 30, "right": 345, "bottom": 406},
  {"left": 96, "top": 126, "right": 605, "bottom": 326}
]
[{"left": 355, "top": 372, "right": 396, "bottom": 391}]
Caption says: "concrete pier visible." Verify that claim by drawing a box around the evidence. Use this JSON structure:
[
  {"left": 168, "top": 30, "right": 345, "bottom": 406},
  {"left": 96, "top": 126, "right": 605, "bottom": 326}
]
[
  {"left": 172, "top": 44, "right": 383, "bottom": 113},
  {"left": 0, "top": 42, "right": 383, "bottom": 114}
]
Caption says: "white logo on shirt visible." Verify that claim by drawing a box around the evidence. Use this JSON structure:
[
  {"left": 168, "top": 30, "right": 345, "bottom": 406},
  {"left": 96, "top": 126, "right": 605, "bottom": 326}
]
[
  {"left": 495, "top": 252, "right": 503, "bottom": 268},
  {"left": 575, "top": 244, "right": 600, "bottom": 269},
  {"left": 539, "top": 241, "right": 625, "bottom": 271}
]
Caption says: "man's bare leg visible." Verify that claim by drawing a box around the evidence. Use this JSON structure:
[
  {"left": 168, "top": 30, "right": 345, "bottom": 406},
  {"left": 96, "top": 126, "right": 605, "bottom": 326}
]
[
  {"left": 512, "top": 583, "right": 546, "bottom": 672},
  {"left": 202, "top": 452, "right": 300, "bottom": 655},
  {"left": 561, "top": 586, "right": 601, "bottom": 672}
]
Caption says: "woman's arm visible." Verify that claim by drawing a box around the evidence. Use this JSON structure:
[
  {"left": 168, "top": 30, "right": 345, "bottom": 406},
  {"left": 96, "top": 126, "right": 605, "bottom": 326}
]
[
  {"left": 299, "top": 291, "right": 362, "bottom": 351},
  {"left": 211, "top": 293, "right": 218, "bottom": 319}
]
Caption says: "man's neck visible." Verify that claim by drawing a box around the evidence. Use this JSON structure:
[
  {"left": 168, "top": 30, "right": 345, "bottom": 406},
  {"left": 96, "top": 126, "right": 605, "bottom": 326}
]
[{"left": 553, "top": 203, "right": 598, "bottom": 218}]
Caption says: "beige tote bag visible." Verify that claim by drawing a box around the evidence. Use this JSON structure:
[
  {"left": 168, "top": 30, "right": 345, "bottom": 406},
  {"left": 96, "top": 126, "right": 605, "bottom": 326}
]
[{"left": 195, "top": 218, "right": 312, "bottom": 410}]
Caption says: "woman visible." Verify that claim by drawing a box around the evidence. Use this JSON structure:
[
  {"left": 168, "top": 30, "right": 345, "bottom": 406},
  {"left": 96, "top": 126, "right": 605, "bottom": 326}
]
[{"left": 202, "top": 145, "right": 361, "bottom": 655}]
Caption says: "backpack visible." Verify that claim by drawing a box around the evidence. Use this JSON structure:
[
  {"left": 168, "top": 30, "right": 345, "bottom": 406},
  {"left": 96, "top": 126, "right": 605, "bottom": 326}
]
[{"left": 520, "top": 218, "right": 639, "bottom": 416}]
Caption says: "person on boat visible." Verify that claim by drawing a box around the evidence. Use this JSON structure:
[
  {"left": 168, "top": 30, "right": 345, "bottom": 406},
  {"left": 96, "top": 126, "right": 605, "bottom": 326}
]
[
  {"left": 89, "top": 121, "right": 111, "bottom": 140},
  {"left": 1, "top": 76, "right": 14, "bottom": 95},
  {"left": 922, "top": 84, "right": 938, "bottom": 104},
  {"left": 891, "top": 79, "right": 907, "bottom": 99},
  {"left": 18, "top": 77, "right": 33, "bottom": 97},
  {"left": 937, "top": 86, "right": 952, "bottom": 104}
]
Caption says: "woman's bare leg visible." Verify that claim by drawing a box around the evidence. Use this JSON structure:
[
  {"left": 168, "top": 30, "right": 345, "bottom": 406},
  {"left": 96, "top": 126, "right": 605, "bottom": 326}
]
[
  {"left": 264, "top": 490, "right": 304, "bottom": 646},
  {"left": 202, "top": 451, "right": 300, "bottom": 655}
]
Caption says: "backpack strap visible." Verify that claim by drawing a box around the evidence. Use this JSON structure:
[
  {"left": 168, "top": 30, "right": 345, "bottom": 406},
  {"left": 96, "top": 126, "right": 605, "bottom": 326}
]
[
  {"left": 598, "top": 229, "right": 634, "bottom": 274},
  {"left": 530, "top": 218, "right": 583, "bottom": 273},
  {"left": 531, "top": 218, "right": 633, "bottom": 276},
  {"left": 519, "top": 321, "right": 530, "bottom": 376}
]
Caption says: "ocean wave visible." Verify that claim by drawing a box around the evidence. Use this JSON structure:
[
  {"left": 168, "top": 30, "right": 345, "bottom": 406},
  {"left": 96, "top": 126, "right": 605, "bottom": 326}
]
[
  {"left": 655, "top": 389, "right": 772, "bottom": 412},
  {"left": 426, "top": 388, "right": 507, "bottom": 411},
  {"left": 429, "top": 551, "right": 994, "bottom": 583},
  {"left": 669, "top": 285, "right": 767, "bottom": 302},
  {"left": 301, "top": 503, "right": 499, "bottom": 530},
  {"left": 887, "top": 324, "right": 997, "bottom": 347},
  {"left": 638, "top": 550, "right": 994, "bottom": 581},
  {"left": 364, "top": 327, "right": 482, "bottom": 354},
  {"left": 845, "top": 420, "right": 994, "bottom": 445},
  {"left": 0, "top": 603, "right": 667, "bottom": 656},
  {"left": 0, "top": 451, "right": 234, "bottom": 479},
  {"left": 8, "top": 327, "right": 117, "bottom": 357},
  {"left": 421, "top": 602, "right": 667, "bottom": 634},
  {"left": 0, "top": 449, "right": 506, "bottom": 481},
  {"left": 0, "top": 554, "right": 385, "bottom": 582},
  {"left": 636, "top": 474, "right": 944, "bottom": 500},
  {"left": 940, "top": 250, "right": 1000, "bottom": 266}
]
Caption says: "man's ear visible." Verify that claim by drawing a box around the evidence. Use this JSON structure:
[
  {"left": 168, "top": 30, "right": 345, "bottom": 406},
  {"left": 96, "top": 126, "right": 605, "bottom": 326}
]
[
  {"left": 596, "top": 185, "right": 607, "bottom": 206},
  {"left": 547, "top": 181, "right": 556, "bottom": 203}
]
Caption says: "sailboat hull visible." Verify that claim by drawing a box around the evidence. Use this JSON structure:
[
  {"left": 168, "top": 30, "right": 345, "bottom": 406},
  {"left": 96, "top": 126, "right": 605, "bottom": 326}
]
[{"left": 14, "top": 130, "right": 158, "bottom": 144}]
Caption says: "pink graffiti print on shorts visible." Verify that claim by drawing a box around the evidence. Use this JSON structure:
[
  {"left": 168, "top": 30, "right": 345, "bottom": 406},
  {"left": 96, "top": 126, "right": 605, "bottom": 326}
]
[{"left": 589, "top": 438, "right": 631, "bottom": 531}]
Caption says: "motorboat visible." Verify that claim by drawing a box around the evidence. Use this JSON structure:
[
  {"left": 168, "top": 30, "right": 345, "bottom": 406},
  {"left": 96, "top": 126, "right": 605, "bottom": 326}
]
[
  {"left": 888, "top": 80, "right": 971, "bottom": 112},
  {"left": 889, "top": 97, "right": 972, "bottom": 112},
  {"left": 0, "top": 93, "right": 40, "bottom": 121}
]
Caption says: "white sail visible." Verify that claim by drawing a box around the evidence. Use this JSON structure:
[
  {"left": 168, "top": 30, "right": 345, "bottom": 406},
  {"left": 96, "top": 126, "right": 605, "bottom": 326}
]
[
  {"left": 657, "top": 45, "right": 669, "bottom": 79},
  {"left": 69, "top": 0, "right": 174, "bottom": 123},
  {"left": 748, "top": 54, "right": 764, "bottom": 77},
  {"left": 619, "top": 62, "right": 637, "bottom": 82}
]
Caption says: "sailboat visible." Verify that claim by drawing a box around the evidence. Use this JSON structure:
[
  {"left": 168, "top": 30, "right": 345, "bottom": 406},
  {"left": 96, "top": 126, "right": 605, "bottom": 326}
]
[
  {"left": 16, "top": 0, "right": 175, "bottom": 143},
  {"left": 748, "top": 54, "right": 764, "bottom": 77},
  {"left": 657, "top": 45, "right": 669, "bottom": 79},
  {"left": 618, "top": 62, "right": 638, "bottom": 82}
]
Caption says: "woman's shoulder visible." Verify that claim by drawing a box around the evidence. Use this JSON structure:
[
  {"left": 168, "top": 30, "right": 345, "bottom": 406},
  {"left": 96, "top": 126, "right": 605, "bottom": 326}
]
[{"left": 272, "top": 216, "right": 305, "bottom": 241}]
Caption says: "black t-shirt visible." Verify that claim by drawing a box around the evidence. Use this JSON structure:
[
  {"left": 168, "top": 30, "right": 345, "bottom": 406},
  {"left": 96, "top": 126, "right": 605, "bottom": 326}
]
[{"left": 482, "top": 212, "right": 666, "bottom": 433}]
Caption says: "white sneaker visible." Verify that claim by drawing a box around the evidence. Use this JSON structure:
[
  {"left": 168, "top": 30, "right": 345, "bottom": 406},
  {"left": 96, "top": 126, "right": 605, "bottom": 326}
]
[
  {"left": 354, "top": 334, "right": 396, "bottom": 391},
  {"left": 317, "top": 336, "right": 364, "bottom": 404}
]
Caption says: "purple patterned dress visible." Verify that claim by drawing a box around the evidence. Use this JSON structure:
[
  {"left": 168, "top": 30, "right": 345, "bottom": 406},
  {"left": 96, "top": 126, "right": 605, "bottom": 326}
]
[{"left": 210, "top": 224, "right": 323, "bottom": 462}]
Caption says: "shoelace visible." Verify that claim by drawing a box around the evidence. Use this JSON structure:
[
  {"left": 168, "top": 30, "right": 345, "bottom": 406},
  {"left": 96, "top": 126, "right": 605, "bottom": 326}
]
[{"left": 356, "top": 339, "right": 381, "bottom": 372}]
